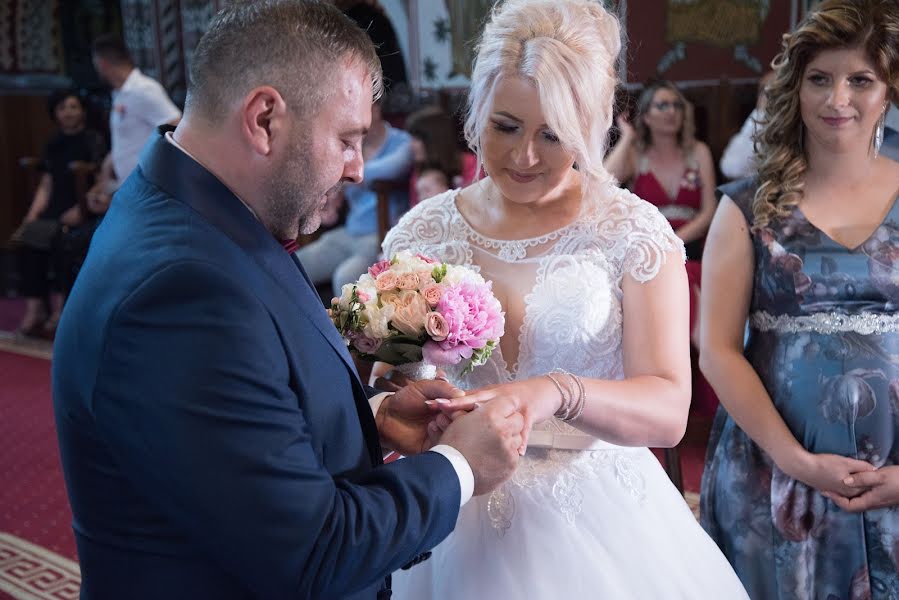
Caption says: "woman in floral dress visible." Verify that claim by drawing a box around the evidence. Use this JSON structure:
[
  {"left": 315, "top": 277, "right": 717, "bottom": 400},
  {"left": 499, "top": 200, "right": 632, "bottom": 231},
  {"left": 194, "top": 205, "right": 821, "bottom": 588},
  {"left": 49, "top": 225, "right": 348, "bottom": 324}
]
[{"left": 700, "top": 1, "right": 899, "bottom": 597}]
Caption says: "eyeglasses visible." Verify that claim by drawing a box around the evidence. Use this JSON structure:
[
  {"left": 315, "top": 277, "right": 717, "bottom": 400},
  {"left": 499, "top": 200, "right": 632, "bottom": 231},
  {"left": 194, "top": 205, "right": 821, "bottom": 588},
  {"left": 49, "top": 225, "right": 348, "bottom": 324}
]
[{"left": 651, "top": 101, "right": 685, "bottom": 112}]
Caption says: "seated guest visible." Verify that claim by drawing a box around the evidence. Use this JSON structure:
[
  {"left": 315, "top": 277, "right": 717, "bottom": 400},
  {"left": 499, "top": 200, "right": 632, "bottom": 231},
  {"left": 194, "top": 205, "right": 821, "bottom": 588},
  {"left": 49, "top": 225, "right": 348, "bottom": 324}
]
[
  {"left": 295, "top": 97, "right": 413, "bottom": 295},
  {"left": 720, "top": 71, "right": 774, "bottom": 180},
  {"left": 605, "top": 79, "right": 719, "bottom": 416},
  {"left": 406, "top": 106, "right": 477, "bottom": 206},
  {"left": 12, "top": 90, "right": 107, "bottom": 336},
  {"left": 415, "top": 164, "right": 451, "bottom": 202}
]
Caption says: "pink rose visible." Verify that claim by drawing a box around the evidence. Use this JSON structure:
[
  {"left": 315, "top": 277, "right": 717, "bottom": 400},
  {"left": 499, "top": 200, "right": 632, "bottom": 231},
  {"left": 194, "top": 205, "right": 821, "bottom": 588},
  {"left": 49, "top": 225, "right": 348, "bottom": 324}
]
[
  {"left": 390, "top": 290, "right": 430, "bottom": 337},
  {"left": 421, "top": 283, "right": 443, "bottom": 307},
  {"left": 375, "top": 271, "right": 399, "bottom": 291},
  {"left": 397, "top": 272, "right": 421, "bottom": 290},
  {"left": 380, "top": 291, "right": 400, "bottom": 307},
  {"left": 368, "top": 259, "right": 392, "bottom": 278},
  {"left": 424, "top": 311, "right": 449, "bottom": 341},
  {"left": 356, "top": 290, "right": 371, "bottom": 303},
  {"left": 417, "top": 270, "right": 436, "bottom": 287},
  {"left": 352, "top": 334, "right": 381, "bottom": 354}
]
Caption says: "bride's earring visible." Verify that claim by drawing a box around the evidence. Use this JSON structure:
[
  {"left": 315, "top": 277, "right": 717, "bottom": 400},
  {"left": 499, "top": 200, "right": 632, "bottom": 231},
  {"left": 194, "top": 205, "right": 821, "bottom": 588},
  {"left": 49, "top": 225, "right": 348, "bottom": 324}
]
[{"left": 873, "top": 108, "right": 886, "bottom": 159}]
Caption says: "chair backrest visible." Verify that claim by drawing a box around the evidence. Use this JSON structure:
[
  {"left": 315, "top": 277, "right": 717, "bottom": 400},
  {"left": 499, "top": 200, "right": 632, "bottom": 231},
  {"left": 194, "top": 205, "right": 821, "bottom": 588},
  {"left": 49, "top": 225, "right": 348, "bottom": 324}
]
[{"left": 372, "top": 179, "right": 409, "bottom": 243}]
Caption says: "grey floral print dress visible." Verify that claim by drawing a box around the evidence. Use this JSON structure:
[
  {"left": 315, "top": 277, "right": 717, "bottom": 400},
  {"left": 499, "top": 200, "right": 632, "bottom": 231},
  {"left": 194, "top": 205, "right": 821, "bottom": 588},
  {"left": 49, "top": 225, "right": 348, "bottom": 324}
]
[{"left": 701, "top": 178, "right": 899, "bottom": 599}]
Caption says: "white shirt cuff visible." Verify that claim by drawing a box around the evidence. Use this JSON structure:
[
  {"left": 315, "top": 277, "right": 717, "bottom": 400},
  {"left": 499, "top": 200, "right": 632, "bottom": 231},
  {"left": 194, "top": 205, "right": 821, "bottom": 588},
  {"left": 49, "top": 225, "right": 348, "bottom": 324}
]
[
  {"left": 369, "top": 392, "right": 392, "bottom": 419},
  {"left": 429, "top": 445, "right": 474, "bottom": 507}
]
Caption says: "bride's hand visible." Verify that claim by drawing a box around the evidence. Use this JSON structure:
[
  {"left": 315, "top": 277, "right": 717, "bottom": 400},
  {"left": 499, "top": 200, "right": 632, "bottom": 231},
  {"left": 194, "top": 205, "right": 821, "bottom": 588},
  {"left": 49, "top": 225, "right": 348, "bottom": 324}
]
[{"left": 431, "top": 378, "right": 563, "bottom": 452}]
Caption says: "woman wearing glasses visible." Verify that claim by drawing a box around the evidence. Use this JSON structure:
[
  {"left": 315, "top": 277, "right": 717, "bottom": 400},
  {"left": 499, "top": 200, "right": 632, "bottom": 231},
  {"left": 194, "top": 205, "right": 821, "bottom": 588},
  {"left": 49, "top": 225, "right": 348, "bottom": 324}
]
[{"left": 605, "top": 80, "right": 719, "bottom": 416}]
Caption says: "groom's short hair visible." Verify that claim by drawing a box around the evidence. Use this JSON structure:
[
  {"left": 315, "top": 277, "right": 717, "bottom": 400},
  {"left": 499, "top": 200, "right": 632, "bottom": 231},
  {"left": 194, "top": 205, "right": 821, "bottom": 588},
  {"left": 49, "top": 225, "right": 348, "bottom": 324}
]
[{"left": 186, "top": 0, "right": 383, "bottom": 123}]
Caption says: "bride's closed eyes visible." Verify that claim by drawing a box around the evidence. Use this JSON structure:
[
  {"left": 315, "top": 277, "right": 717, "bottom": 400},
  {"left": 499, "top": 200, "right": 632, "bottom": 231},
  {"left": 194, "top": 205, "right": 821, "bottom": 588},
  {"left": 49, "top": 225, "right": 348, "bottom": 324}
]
[{"left": 489, "top": 119, "right": 561, "bottom": 143}]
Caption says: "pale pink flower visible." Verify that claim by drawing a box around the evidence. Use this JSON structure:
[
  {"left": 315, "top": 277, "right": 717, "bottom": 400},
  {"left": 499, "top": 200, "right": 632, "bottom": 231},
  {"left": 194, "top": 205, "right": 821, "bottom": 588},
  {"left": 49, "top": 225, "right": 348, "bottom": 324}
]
[
  {"left": 390, "top": 290, "right": 430, "bottom": 337},
  {"left": 368, "top": 259, "right": 392, "bottom": 278},
  {"left": 375, "top": 271, "right": 399, "bottom": 291},
  {"left": 352, "top": 334, "right": 381, "bottom": 354},
  {"left": 416, "top": 253, "right": 438, "bottom": 264},
  {"left": 356, "top": 290, "right": 371, "bottom": 303},
  {"left": 396, "top": 272, "right": 421, "bottom": 290},
  {"left": 421, "top": 283, "right": 443, "bottom": 307},
  {"left": 424, "top": 312, "right": 449, "bottom": 341}
]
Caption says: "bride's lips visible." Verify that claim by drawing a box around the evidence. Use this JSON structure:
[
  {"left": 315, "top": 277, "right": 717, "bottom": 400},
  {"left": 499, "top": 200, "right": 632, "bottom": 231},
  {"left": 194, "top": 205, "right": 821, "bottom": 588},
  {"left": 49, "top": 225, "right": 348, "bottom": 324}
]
[
  {"left": 507, "top": 169, "right": 539, "bottom": 183},
  {"left": 821, "top": 116, "right": 853, "bottom": 127}
]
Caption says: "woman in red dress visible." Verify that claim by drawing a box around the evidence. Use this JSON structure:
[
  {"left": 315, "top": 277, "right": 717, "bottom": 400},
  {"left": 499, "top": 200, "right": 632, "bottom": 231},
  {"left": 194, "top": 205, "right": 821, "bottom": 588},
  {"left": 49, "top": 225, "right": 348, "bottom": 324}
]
[{"left": 606, "top": 80, "right": 718, "bottom": 415}]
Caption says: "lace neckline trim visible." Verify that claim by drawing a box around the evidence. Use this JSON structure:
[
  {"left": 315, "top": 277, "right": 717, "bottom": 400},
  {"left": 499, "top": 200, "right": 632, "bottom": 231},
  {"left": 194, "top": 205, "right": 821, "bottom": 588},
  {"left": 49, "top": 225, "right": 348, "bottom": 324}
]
[{"left": 447, "top": 188, "right": 587, "bottom": 261}]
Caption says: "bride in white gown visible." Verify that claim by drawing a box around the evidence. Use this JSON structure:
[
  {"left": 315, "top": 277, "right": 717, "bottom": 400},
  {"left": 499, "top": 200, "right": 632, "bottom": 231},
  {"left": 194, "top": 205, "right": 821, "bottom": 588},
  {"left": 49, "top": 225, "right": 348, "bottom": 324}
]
[{"left": 382, "top": 1, "right": 749, "bottom": 598}]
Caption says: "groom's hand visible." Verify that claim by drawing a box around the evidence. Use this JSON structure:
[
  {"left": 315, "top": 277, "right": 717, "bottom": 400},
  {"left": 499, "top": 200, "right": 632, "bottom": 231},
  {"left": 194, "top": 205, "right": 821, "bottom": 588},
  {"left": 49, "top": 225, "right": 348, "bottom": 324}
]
[
  {"left": 438, "top": 397, "right": 525, "bottom": 496},
  {"left": 376, "top": 379, "right": 465, "bottom": 455}
]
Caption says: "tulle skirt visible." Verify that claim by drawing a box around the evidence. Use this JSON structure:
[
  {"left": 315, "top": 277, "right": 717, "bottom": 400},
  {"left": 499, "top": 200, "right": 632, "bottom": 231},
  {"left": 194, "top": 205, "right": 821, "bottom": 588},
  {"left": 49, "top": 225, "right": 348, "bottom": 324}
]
[{"left": 392, "top": 447, "right": 747, "bottom": 599}]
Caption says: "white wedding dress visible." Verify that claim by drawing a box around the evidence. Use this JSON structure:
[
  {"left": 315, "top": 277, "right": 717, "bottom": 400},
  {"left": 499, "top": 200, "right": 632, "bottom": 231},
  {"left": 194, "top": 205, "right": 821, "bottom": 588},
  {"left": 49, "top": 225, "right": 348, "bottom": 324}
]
[{"left": 382, "top": 186, "right": 749, "bottom": 599}]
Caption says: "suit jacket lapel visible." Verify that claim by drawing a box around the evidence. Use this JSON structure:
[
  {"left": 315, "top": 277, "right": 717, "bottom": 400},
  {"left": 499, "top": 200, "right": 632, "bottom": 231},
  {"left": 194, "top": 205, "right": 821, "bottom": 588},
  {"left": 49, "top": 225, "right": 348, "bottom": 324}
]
[{"left": 137, "top": 127, "right": 364, "bottom": 388}]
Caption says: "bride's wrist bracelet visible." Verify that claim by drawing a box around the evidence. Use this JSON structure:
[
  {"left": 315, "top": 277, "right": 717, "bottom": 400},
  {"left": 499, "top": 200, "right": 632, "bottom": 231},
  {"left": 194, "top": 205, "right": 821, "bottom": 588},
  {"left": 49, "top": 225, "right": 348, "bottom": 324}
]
[
  {"left": 550, "top": 369, "right": 586, "bottom": 422},
  {"left": 545, "top": 372, "right": 572, "bottom": 419}
]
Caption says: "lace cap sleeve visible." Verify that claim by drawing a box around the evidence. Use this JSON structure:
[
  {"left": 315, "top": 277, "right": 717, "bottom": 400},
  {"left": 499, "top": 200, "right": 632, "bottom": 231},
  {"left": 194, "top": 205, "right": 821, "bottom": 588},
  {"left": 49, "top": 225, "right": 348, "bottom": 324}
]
[
  {"left": 382, "top": 190, "right": 457, "bottom": 259},
  {"left": 616, "top": 191, "right": 686, "bottom": 283}
]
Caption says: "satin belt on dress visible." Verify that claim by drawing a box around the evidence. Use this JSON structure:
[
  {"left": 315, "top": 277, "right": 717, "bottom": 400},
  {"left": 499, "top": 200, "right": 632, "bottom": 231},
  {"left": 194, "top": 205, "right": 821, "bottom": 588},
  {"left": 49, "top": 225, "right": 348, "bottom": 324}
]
[{"left": 527, "top": 430, "right": 627, "bottom": 452}]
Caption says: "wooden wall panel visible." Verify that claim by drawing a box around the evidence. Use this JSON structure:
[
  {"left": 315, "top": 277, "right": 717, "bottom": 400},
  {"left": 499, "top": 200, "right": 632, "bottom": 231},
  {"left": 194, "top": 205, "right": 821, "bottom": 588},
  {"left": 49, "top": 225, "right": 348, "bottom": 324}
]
[{"left": 0, "top": 94, "right": 55, "bottom": 241}]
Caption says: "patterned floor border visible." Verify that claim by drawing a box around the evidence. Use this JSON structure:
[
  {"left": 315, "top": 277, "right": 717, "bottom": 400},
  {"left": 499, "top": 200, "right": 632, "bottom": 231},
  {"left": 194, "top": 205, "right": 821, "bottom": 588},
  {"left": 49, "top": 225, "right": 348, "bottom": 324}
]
[{"left": 0, "top": 532, "right": 80, "bottom": 600}]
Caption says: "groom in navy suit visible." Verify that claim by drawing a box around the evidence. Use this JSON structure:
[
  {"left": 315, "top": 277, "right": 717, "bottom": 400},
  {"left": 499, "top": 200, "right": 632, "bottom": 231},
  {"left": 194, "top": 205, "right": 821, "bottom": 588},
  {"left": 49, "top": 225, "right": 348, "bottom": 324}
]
[{"left": 52, "top": 2, "right": 524, "bottom": 598}]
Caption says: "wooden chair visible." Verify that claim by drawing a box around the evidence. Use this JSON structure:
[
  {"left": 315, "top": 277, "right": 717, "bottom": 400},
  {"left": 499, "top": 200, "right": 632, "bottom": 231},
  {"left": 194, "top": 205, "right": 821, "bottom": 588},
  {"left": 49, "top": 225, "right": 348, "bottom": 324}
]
[{"left": 373, "top": 179, "right": 410, "bottom": 243}]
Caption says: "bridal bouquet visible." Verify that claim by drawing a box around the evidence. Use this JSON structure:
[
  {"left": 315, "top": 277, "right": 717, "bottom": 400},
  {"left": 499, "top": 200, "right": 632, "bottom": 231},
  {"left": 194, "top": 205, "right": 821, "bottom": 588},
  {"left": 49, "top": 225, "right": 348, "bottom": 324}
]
[{"left": 329, "top": 250, "right": 504, "bottom": 377}]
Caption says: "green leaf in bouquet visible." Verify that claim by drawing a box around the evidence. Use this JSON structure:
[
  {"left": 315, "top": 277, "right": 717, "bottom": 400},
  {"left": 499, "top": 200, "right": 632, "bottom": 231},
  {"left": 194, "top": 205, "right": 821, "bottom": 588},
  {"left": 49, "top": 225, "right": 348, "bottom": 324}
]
[
  {"left": 431, "top": 263, "right": 447, "bottom": 283},
  {"left": 461, "top": 340, "right": 497, "bottom": 376},
  {"left": 367, "top": 341, "right": 424, "bottom": 365}
]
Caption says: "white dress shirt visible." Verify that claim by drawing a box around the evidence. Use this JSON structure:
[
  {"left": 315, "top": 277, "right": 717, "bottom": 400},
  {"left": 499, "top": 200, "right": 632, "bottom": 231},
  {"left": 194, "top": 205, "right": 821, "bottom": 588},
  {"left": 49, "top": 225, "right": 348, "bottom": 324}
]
[
  {"left": 111, "top": 68, "right": 182, "bottom": 181},
  {"left": 720, "top": 108, "right": 763, "bottom": 180}
]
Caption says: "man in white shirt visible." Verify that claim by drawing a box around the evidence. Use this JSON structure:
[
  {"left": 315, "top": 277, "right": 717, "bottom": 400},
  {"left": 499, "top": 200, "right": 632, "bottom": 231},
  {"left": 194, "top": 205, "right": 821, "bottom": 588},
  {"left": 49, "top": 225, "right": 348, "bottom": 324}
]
[
  {"left": 720, "top": 72, "right": 774, "bottom": 180},
  {"left": 91, "top": 34, "right": 181, "bottom": 186}
]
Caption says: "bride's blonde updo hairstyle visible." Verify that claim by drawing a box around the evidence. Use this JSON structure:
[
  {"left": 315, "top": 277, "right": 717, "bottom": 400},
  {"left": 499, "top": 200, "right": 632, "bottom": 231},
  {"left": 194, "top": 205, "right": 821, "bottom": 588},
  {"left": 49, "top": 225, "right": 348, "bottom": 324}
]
[{"left": 464, "top": 0, "right": 622, "bottom": 195}]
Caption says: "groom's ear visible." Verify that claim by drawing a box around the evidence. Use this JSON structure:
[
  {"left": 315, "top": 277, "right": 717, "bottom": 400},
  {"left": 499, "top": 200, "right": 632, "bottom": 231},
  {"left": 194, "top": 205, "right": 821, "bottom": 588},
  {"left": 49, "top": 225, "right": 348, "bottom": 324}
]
[{"left": 240, "top": 86, "right": 288, "bottom": 158}]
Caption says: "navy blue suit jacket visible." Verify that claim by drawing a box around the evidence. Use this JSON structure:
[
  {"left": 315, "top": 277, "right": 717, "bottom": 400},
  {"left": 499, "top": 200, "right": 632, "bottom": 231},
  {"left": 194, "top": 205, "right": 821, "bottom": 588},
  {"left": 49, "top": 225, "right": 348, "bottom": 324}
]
[{"left": 52, "top": 129, "right": 460, "bottom": 599}]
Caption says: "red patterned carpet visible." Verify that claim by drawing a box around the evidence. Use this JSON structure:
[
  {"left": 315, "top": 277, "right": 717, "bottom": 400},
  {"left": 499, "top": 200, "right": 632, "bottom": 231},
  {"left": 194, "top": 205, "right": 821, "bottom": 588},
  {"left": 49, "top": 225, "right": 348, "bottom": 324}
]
[{"left": 0, "top": 350, "right": 80, "bottom": 599}]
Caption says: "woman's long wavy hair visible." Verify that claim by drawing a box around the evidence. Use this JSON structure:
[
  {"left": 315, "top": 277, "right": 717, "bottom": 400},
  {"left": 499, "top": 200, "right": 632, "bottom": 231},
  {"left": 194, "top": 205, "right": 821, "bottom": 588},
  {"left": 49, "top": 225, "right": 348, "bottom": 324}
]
[
  {"left": 753, "top": 0, "right": 899, "bottom": 230},
  {"left": 633, "top": 80, "right": 696, "bottom": 155}
]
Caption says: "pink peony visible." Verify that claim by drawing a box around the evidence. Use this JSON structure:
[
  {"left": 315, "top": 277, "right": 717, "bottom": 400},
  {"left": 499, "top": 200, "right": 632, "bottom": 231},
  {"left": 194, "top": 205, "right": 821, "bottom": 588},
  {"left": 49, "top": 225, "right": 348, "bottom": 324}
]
[
  {"left": 375, "top": 271, "right": 399, "bottom": 291},
  {"left": 422, "top": 282, "right": 504, "bottom": 365},
  {"left": 421, "top": 283, "right": 443, "bottom": 307},
  {"left": 424, "top": 311, "right": 449, "bottom": 341},
  {"left": 368, "top": 259, "right": 392, "bottom": 278}
]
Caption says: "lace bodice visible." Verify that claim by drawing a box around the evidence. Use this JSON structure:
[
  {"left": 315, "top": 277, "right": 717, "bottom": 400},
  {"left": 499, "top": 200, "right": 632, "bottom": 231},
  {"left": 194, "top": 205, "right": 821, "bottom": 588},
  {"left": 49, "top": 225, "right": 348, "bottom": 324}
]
[{"left": 383, "top": 186, "right": 684, "bottom": 529}]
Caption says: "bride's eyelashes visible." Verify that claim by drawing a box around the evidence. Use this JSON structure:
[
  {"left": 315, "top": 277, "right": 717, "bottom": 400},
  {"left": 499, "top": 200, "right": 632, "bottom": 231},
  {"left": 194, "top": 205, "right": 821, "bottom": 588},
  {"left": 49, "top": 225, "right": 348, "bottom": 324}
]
[{"left": 490, "top": 120, "right": 561, "bottom": 143}]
